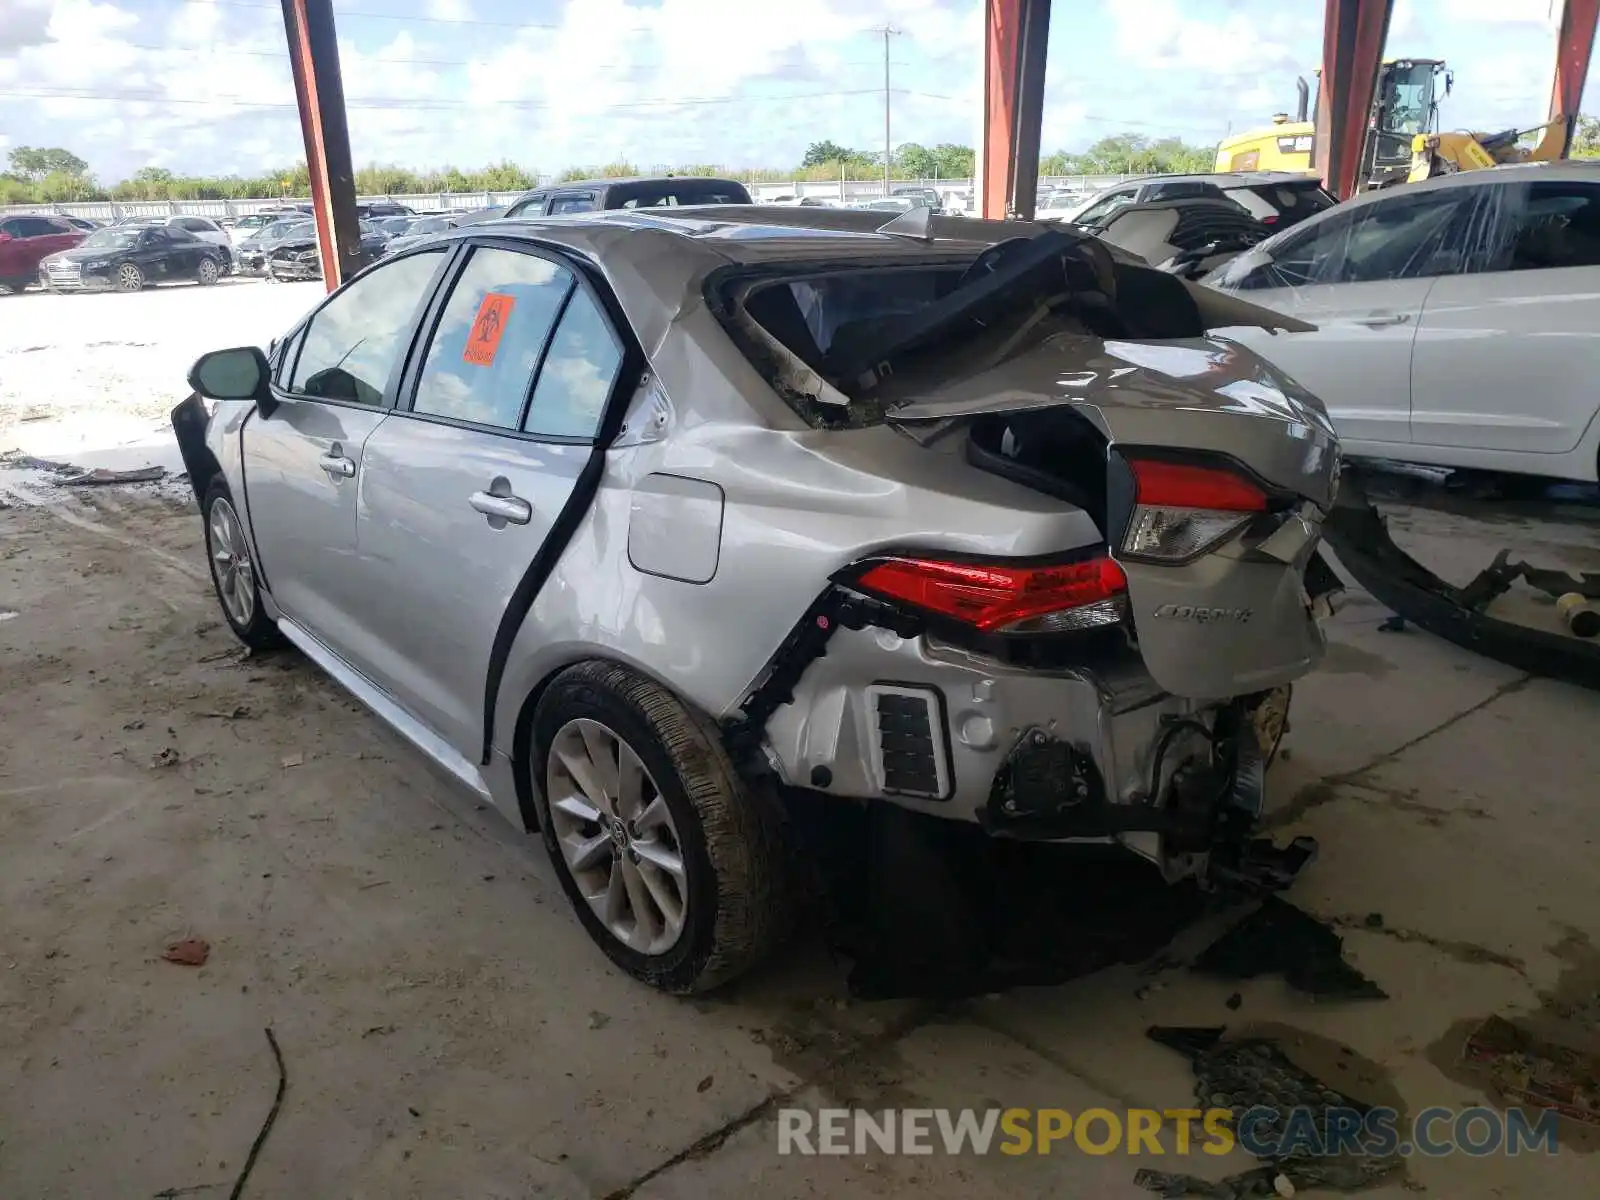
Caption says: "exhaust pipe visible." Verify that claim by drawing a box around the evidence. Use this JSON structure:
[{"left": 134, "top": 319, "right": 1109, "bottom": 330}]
[{"left": 1295, "top": 76, "right": 1309, "bottom": 123}]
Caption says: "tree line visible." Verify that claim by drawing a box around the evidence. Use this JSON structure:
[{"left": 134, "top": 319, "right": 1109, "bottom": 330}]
[
  {"left": 0, "top": 134, "right": 1218, "bottom": 206},
  {"left": 7, "top": 122, "right": 1597, "bottom": 206}
]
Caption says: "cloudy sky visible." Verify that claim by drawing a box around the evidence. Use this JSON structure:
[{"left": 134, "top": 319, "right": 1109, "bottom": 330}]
[{"left": 1, "top": 0, "right": 1595, "bottom": 183}]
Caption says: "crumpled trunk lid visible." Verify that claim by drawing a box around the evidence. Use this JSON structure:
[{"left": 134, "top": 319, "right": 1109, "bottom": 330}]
[{"left": 889, "top": 333, "right": 1341, "bottom": 700}]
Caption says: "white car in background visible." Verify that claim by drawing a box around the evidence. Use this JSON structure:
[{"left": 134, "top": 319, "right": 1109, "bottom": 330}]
[{"left": 1208, "top": 163, "right": 1600, "bottom": 483}]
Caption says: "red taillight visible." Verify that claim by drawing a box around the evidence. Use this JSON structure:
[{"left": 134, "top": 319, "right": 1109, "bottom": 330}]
[
  {"left": 853, "top": 556, "right": 1128, "bottom": 634},
  {"left": 1129, "top": 459, "right": 1267, "bottom": 512},
  {"left": 1122, "top": 458, "right": 1269, "bottom": 563}
]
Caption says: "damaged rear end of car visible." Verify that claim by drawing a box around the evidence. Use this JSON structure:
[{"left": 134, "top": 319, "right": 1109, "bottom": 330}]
[{"left": 710, "top": 222, "right": 1342, "bottom": 892}]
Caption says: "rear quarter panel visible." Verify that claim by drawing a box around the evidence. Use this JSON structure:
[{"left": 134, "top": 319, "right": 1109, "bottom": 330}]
[{"left": 490, "top": 365, "right": 1103, "bottom": 751}]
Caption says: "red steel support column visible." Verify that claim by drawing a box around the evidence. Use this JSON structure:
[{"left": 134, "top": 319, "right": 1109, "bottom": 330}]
[
  {"left": 281, "top": 0, "right": 362, "bottom": 291},
  {"left": 980, "top": 0, "right": 1051, "bottom": 221},
  {"left": 980, "top": 0, "right": 1023, "bottom": 220},
  {"left": 1312, "top": 0, "right": 1394, "bottom": 200},
  {"left": 1550, "top": 0, "right": 1599, "bottom": 144}
]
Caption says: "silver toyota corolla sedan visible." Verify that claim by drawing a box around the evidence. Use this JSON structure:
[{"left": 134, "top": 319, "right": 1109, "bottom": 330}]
[{"left": 174, "top": 206, "right": 1343, "bottom": 993}]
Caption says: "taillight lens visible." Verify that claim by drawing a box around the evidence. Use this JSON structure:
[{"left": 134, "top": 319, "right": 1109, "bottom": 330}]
[
  {"left": 852, "top": 556, "right": 1128, "bottom": 634},
  {"left": 1121, "top": 458, "right": 1268, "bottom": 563}
]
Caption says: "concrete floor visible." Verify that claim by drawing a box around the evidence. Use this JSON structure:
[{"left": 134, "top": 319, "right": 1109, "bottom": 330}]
[{"left": 2, "top": 483, "right": 1599, "bottom": 1199}]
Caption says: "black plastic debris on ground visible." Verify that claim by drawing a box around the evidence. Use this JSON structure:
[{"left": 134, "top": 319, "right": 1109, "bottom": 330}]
[
  {"left": 1143, "top": 1025, "right": 1402, "bottom": 1196},
  {"left": 1193, "top": 895, "right": 1387, "bottom": 1000},
  {"left": 784, "top": 793, "right": 1209, "bottom": 1001}
]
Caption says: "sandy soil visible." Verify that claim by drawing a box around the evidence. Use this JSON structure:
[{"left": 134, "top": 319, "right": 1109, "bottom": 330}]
[{"left": 3, "top": 286, "right": 1600, "bottom": 1198}]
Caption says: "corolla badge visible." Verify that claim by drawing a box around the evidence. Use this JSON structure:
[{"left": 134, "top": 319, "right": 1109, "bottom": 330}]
[{"left": 1152, "top": 603, "right": 1253, "bottom": 625}]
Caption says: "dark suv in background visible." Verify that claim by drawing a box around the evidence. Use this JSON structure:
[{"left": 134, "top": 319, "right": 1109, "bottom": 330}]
[
  {"left": 1066, "top": 172, "right": 1337, "bottom": 232},
  {"left": 503, "top": 176, "right": 752, "bottom": 218}
]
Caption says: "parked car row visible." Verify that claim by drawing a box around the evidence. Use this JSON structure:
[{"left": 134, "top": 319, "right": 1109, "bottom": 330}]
[{"left": 2, "top": 212, "right": 235, "bottom": 293}]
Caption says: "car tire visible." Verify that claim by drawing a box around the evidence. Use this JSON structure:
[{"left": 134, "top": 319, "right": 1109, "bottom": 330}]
[
  {"left": 532, "top": 660, "right": 791, "bottom": 993},
  {"left": 202, "top": 480, "right": 282, "bottom": 652},
  {"left": 196, "top": 256, "right": 220, "bottom": 286},
  {"left": 115, "top": 262, "right": 144, "bottom": 293}
]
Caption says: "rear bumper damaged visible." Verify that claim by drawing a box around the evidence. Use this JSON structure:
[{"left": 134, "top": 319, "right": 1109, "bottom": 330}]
[{"left": 754, "top": 622, "right": 1305, "bottom": 886}]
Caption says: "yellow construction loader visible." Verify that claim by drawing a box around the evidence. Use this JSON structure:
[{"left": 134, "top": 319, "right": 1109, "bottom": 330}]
[
  {"left": 1216, "top": 59, "right": 1449, "bottom": 188},
  {"left": 1408, "top": 117, "right": 1575, "bottom": 181}
]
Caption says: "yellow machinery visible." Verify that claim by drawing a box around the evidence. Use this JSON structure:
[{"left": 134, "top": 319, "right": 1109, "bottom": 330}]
[
  {"left": 1216, "top": 58, "right": 1448, "bottom": 188},
  {"left": 1409, "top": 117, "right": 1574, "bottom": 181}
]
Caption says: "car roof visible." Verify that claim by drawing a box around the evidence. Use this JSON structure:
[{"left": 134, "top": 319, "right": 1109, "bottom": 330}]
[
  {"left": 1105, "top": 171, "right": 1322, "bottom": 190},
  {"left": 540, "top": 175, "right": 745, "bottom": 192},
  {"left": 443, "top": 204, "right": 1013, "bottom": 266},
  {"left": 1274, "top": 160, "right": 1600, "bottom": 231}
]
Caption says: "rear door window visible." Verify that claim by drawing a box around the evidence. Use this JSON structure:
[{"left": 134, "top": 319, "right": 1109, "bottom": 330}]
[
  {"left": 548, "top": 193, "right": 597, "bottom": 215},
  {"left": 1071, "top": 188, "right": 1136, "bottom": 226},
  {"left": 522, "top": 288, "right": 623, "bottom": 438},
  {"left": 410, "top": 247, "right": 575, "bottom": 430},
  {"left": 505, "top": 193, "right": 548, "bottom": 218},
  {"left": 1145, "top": 181, "right": 1212, "bottom": 202},
  {"left": 617, "top": 183, "right": 751, "bottom": 207},
  {"left": 1465, "top": 181, "right": 1600, "bottom": 272}
]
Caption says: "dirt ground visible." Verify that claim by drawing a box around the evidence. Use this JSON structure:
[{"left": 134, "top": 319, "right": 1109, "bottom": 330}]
[
  {"left": 3, "top": 475, "right": 1599, "bottom": 1199},
  {"left": 4, "top": 283, "right": 1600, "bottom": 1198}
]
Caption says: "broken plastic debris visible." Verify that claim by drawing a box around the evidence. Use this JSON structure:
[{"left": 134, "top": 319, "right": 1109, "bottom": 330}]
[
  {"left": 1193, "top": 896, "right": 1387, "bottom": 1000},
  {"left": 1146, "top": 1025, "right": 1402, "bottom": 1194},
  {"left": 280, "top": 753, "right": 304, "bottom": 768},
  {"left": 162, "top": 938, "right": 210, "bottom": 967},
  {"left": 59, "top": 466, "right": 167, "bottom": 487}
]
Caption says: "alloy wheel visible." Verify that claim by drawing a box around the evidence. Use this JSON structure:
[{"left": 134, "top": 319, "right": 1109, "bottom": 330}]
[
  {"left": 198, "top": 258, "right": 218, "bottom": 284},
  {"left": 207, "top": 497, "right": 256, "bottom": 627},
  {"left": 116, "top": 264, "right": 142, "bottom": 292},
  {"left": 546, "top": 717, "right": 689, "bottom": 956}
]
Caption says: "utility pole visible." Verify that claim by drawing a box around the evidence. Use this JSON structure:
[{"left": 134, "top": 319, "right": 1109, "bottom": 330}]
[{"left": 876, "top": 24, "right": 900, "bottom": 196}]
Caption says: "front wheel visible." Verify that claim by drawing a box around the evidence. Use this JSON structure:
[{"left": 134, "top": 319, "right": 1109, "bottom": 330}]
[
  {"left": 532, "top": 661, "right": 791, "bottom": 993},
  {"left": 203, "top": 480, "right": 282, "bottom": 651},
  {"left": 196, "top": 256, "right": 220, "bottom": 286},
  {"left": 114, "top": 262, "right": 144, "bottom": 292}
]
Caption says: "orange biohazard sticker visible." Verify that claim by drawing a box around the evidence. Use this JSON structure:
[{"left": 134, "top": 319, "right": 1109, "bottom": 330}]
[{"left": 463, "top": 292, "right": 515, "bottom": 367}]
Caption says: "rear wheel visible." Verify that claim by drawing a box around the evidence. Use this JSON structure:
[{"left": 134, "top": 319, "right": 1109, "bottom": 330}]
[
  {"left": 115, "top": 262, "right": 144, "bottom": 292},
  {"left": 532, "top": 661, "right": 791, "bottom": 993},
  {"left": 203, "top": 480, "right": 282, "bottom": 651},
  {"left": 196, "top": 256, "right": 219, "bottom": 286}
]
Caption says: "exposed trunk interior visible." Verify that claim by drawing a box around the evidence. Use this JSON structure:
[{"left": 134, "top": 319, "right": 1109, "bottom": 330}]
[{"left": 964, "top": 409, "right": 1111, "bottom": 538}]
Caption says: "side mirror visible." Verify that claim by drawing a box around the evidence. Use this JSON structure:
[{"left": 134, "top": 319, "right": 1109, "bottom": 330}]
[{"left": 188, "top": 346, "right": 276, "bottom": 417}]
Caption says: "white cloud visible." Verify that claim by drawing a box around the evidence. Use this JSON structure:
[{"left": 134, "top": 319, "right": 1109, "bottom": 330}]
[
  {"left": 1451, "top": 0, "right": 1560, "bottom": 27},
  {"left": 0, "top": 0, "right": 55, "bottom": 54},
  {"left": 5, "top": 0, "right": 1582, "bottom": 186}
]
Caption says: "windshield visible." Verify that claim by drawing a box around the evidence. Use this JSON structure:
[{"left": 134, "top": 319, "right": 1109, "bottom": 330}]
[
  {"left": 1378, "top": 62, "right": 1437, "bottom": 136},
  {"left": 81, "top": 229, "right": 140, "bottom": 248},
  {"left": 263, "top": 220, "right": 314, "bottom": 241},
  {"left": 408, "top": 217, "right": 453, "bottom": 234}
]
